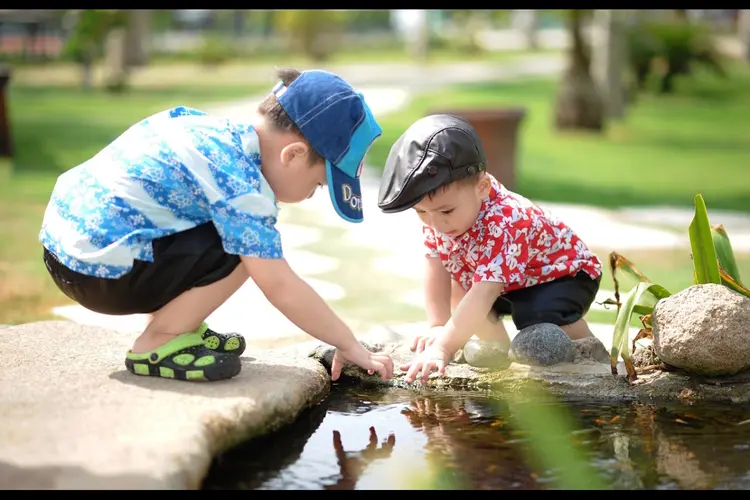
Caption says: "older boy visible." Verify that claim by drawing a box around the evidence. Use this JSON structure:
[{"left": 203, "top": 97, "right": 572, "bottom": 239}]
[
  {"left": 41, "top": 68, "right": 394, "bottom": 382},
  {"left": 377, "top": 114, "right": 602, "bottom": 384}
]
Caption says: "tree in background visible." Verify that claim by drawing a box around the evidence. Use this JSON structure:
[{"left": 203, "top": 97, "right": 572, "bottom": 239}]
[
  {"left": 123, "top": 10, "right": 151, "bottom": 68},
  {"left": 554, "top": 9, "right": 606, "bottom": 132},
  {"left": 62, "top": 10, "right": 127, "bottom": 90},
  {"left": 274, "top": 10, "right": 349, "bottom": 62}
]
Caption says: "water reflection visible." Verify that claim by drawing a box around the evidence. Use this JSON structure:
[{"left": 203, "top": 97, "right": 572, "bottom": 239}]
[
  {"left": 324, "top": 427, "right": 396, "bottom": 490},
  {"left": 202, "top": 389, "right": 750, "bottom": 490}
]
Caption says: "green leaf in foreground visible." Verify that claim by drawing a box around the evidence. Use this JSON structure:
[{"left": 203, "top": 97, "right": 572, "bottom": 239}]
[
  {"left": 712, "top": 224, "right": 742, "bottom": 285},
  {"left": 689, "top": 194, "right": 721, "bottom": 285},
  {"left": 502, "top": 385, "right": 610, "bottom": 490},
  {"left": 610, "top": 282, "right": 672, "bottom": 380},
  {"left": 720, "top": 268, "right": 750, "bottom": 299}
]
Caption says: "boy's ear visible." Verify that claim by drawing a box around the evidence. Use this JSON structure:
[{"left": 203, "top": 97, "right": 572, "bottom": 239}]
[
  {"left": 477, "top": 173, "right": 492, "bottom": 196},
  {"left": 280, "top": 141, "right": 310, "bottom": 167}
]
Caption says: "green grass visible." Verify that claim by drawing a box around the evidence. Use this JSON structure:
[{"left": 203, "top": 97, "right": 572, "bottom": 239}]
[
  {"left": 9, "top": 83, "right": 265, "bottom": 172},
  {"left": 366, "top": 62, "right": 750, "bottom": 213},
  {"left": 150, "top": 44, "right": 553, "bottom": 66}
]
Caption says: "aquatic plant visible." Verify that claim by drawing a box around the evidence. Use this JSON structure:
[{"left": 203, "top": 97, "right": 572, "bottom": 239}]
[{"left": 605, "top": 194, "right": 750, "bottom": 382}]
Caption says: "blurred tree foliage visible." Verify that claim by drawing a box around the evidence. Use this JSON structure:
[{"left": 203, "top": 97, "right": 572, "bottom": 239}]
[
  {"left": 626, "top": 18, "right": 726, "bottom": 94},
  {"left": 62, "top": 10, "right": 127, "bottom": 89},
  {"left": 274, "top": 10, "right": 349, "bottom": 62}
]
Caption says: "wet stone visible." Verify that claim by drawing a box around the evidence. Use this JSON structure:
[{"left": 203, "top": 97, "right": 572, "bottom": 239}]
[
  {"left": 509, "top": 323, "right": 575, "bottom": 367},
  {"left": 462, "top": 339, "right": 511, "bottom": 370},
  {"left": 573, "top": 337, "right": 610, "bottom": 364}
]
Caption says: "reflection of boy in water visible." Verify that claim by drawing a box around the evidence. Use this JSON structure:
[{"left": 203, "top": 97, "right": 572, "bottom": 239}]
[
  {"left": 400, "top": 396, "right": 542, "bottom": 490},
  {"left": 324, "top": 427, "right": 396, "bottom": 490}
]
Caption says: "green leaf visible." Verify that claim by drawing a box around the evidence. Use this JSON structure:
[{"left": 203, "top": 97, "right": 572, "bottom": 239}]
[
  {"left": 689, "top": 194, "right": 721, "bottom": 285},
  {"left": 720, "top": 268, "right": 750, "bottom": 299},
  {"left": 610, "top": 282, "right": 671, "bottom": 380},
  {"left": 712, "top": 224, "right": 742, "bottom": 285}
]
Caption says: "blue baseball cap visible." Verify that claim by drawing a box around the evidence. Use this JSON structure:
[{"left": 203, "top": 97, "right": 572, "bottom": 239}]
[{"left": 274, "top": 70, "right": 382, "bottom": 223}]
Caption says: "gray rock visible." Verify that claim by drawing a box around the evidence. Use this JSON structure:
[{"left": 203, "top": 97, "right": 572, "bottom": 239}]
[
  {"left": 310, "top": 341, "right": 393, "bottom": 383},
  {"left": 305, "top": 339, "right": 750, "bottom": 406},
  {"left": 0, "top": 321, "right": 330, "bottom": 489},
  {"left": 508, "top": 323, "right": 576, "bottom": 366},
  {"left": 461, "top": 339, "right": 511, "bottom": 370},
  {"left": 653, "top": 284, "right": 750, "bottom": 377},
  {"left": 633, "top": 343, "right": 661, "bottom": 368},
  {"left": 573, "top": 337, "right": 610, "bottom": 364}
]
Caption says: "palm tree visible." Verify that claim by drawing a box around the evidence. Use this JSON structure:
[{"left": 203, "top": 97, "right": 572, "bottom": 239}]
[{"left": 554, "top": 9, "right": 606, "bottom": 132}]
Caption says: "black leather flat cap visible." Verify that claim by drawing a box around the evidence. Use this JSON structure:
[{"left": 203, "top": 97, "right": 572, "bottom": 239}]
[{"left": 377, "top": 114, "right": 487, "bottom": 213}]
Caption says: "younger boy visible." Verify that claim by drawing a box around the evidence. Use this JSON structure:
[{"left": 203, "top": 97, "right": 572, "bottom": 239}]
[
  {"left": 40, "top": 68, "right": 394, "bottom": 383},
  {"left": 377, "top": 114, "right": 602, "bottom": 384}
]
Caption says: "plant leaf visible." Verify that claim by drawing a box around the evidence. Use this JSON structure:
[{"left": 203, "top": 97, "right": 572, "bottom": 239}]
[
  {"left": 689, "top": 194, "right": 721, "bottom": 285},
  {"left": 712, "top": 224, "right": 742, "bottom": 285},
  {"left": 608, "top": 252, "right": 652, "bottom": 310},
  {"left": 719, "top": 267, "right": 750, "bottom": 299},
  {"left": 610, "top": 282, "right": 671, "bottom": 381}
]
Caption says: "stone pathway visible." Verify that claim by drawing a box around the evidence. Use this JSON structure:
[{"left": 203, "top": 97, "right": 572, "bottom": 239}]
[{"left": 50, "top": 59, "right": 750, "bottom": 353}]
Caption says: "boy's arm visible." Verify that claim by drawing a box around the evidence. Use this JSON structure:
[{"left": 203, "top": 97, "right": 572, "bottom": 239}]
[
  {"left": 434, "top": 281, "right": 505, "bottom": 356},
  {"left": 241, "top": 255, "right": 393, "bottom": 381},
  {"left": 424, "top": 256, "right": 451, "bottom": 328},
  {"left": 403, "top": 281, "right": 504, "bottom": 383}
]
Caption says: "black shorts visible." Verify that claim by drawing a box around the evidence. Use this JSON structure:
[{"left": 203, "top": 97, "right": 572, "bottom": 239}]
[
  {"left": 43, "top": 223, "right": 241, "bottom": 316},
  {"left": 491, "top": 271, "right": 601, "bottom": 330}
]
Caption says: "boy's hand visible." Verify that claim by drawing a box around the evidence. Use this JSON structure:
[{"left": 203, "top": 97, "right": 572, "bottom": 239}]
[
  {"left": 410, "top": 326, "right": 446, "bottom": 353},
  {"left": 400, "top": 344, "right": 453, "bottom": 384},
  {"left": 331, "top": 344, "right": 394, "bottom": 382}
]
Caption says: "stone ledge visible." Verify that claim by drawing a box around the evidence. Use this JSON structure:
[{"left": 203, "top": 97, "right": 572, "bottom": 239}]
[
  {"left": 0, "top": 321, "right": 330, "bottom": 489},
  {"left": 311, "top": 340, "right": 750, "bottom": 405}
]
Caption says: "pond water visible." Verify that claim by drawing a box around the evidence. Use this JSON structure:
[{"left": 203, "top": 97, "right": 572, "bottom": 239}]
[{"left": 202, "top": 388, "right": 750, "bottom": 490}]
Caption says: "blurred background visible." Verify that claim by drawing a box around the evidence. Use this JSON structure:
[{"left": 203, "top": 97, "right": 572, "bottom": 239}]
[{"left": 0, "top": 9, "right": 748, "bottom": 337}]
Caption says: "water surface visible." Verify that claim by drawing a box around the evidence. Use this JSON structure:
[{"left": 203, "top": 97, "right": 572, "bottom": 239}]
[{"left": 203, "top": 388, "right": 750, "bottom": 490}]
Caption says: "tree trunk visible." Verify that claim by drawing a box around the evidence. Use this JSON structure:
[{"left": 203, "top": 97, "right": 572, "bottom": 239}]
[
  {"left": 408, "top": 10, "right": 429, "bottom": 63},
  {"left": 739, "top": 10, "right": 750, "bottom": 63},
  {"left": 554, "top": 10, "right": 606, "bottom": 132},
  {"left": 124, "top": 10, "right": 150, "bottom": 68},
  {"left": 233, "top": 10, "right": 245, "bottom": 37},
  {"left": 104, "top": 28, "right": 129, "bottom": 92},
  {"left": 81, "top": 58, "right": 93, "bottom": 90},
  {"left": 591, "top": 10, "right": 627, "bottom": 119},
  {"left": 512, "top": 10, "right": 540, "bottom": 50}
]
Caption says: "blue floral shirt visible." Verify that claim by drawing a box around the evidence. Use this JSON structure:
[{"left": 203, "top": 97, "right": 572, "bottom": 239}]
[{"left": 39, "top": 106, "right": 283, "bottom": 279}]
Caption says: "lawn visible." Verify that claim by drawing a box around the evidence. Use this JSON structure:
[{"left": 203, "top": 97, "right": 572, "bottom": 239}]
[
  {"left": 367, "top": 62, "right": 750, "bottom": 213},
  {"left": 9, "top": 83, "right": 266, "bottom": 172},
  {"left": 2, "top": 59, "right": 750, "bottom": 327}
]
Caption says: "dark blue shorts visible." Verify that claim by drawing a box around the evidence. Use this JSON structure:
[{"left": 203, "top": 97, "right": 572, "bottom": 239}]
[
  {"left": 491, "top": 271, "right": 601, "bottom": 330},
  {"left": 43, "top": 223, "right": 240, "bottom": 315}
]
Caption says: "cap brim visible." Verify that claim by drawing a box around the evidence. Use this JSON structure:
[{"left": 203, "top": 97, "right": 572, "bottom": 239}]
[{"left": 326, "top": 160, "right": 363, "bottom": 223}]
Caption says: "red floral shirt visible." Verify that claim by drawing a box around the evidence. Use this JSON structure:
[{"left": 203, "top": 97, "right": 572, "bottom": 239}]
[{"left": 423, "top": 176, "right": 602, "bottom": 293}]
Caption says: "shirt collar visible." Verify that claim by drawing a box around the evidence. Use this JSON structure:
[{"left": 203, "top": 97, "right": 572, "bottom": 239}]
[{"left": 449, "top": 177, "right": 501, "bottom": 246}]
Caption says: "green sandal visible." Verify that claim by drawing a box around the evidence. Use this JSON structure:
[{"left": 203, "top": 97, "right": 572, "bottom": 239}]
[
  {"left": 198, "top": 322, "right": 246, "bottom": 356},
  {"left": 125, "top": 331, "right": 242, "bottom": 382}
]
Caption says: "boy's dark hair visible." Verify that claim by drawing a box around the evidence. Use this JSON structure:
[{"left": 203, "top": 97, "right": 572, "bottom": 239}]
[
  {"left": 257, "top": 68, "right": 324, "bottom": 165},
  {"left": 424, "top": 172, "right": 484, "bottom": 200}
]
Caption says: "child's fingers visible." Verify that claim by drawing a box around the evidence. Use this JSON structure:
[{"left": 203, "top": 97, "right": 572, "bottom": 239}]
[
  {"left": 370, "top": 360, "right": 389, "bottom": 381},
  {"left": 410, "top": 335, "right": 419, "bottom": 352},
  {"left": 420, "top": 362, "right": 434, "bottom": 384},
  {"left": 330, "top": 355, "right": 343, "bottom": 381},
  {"left": 404, "top": 362, "right": 421, "bottom": 383},
  {"left": 373, "top": 355, "right": 394, "bottom": 380},
  {"left": 437, "top": 359, "right": 447, "bottom": 377}
]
